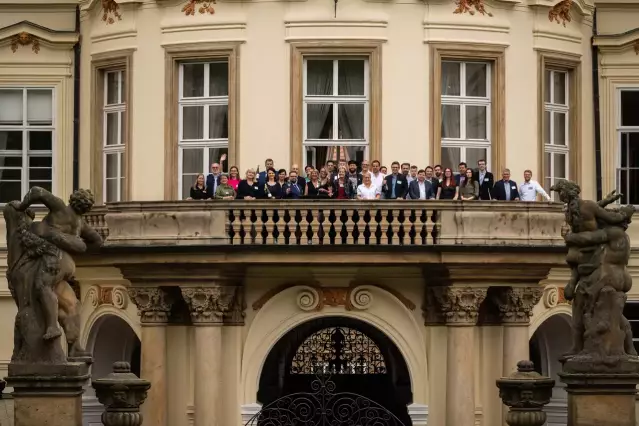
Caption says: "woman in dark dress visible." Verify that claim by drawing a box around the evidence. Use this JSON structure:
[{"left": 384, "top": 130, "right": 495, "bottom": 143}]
[
  {"left": 437, "top": 167, "right": 459, "bottom": 200},
  {"left": 332, "top": 167, "right": 356, "bottom": 199},
  {"left": 263, "top": 167, "right": 282, "bottom": 199},
  {"left": 188, "top": 173, "right": 209, "bottom": 200},
  {"left": 236, "top": 169, "right": 262, "bottom": 199}
]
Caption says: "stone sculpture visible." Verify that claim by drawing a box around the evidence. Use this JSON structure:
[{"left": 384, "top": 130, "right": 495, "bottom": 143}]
[
  {"left": 551, "top": 181, "right": 638, "bottom": 372},
  {"left": 3, "top": 186, "right": 103, "bottom": 364}
]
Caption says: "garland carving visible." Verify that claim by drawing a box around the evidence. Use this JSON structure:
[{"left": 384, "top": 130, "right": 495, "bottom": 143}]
[
  {"left": 454, "top": 0, "right": 493, "bottom": 16},
  {"left": 11, "top": 32, "right": 40, "bottom": 54},
  {"left": 102, "top": 0, "right": 122, "bottom": 25},
  {"left": 549, "top": 0, "right": 572, "bottom": 26},
  {"left": 182, "top": 0, "right": 216, "bottom": 16},
  {"left": 634, "top": 41, "right": 639, "bottom": 55}
]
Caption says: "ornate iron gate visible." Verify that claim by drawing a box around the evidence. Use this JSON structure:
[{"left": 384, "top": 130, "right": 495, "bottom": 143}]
[{"left": 244, "top": 374, "right": 408, "bottom": 426}]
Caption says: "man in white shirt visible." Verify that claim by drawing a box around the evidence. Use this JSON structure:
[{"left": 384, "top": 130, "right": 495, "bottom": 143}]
[
  {"left": 519, "top": 169, "right": 551, "bottom": 201},
  {"left": 370, "top": 160, "right": 385, "bottom": 193}
]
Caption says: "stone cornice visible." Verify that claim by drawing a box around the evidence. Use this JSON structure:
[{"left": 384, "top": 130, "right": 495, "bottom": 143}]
[
  {"left": 127, "top": 287, "right": 174, "bottom": 324},
  {"left": 492, "top": 287, "right": 544, "bottom": 324},
  {"left": 181, "top": 285, "right": 245, "bottom": 325},
  {"left": 424, "top": 286, "right": 488, "bottom": 326}
]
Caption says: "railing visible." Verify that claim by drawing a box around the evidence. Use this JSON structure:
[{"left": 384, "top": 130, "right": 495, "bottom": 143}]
[{"left": 85, "top": 200, "right": 566, "bottom": 247}]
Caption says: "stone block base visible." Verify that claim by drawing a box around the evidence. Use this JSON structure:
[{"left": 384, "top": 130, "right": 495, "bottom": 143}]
[
  {"left": 4, "top": 362, "right": 89, "bottom": 426},
  {"left": 559, "top": 372, "right": 639, "bottom": 426}
]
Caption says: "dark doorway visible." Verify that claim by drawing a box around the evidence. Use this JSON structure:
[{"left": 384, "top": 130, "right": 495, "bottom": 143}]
[{"left": 257, "top": 317, "right": 412, "bottom": 425}]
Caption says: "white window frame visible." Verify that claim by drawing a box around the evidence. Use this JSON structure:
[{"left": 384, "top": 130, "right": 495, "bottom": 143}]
[
  {"left": 440, "top": 60, "right": 492, "bottom": 169},
  {"left": 103, "top": 70, "right": 126, "bottom": 203},
  {"left": 178, "top": 61, "right": 229, "bottom": 199},
  {"left": 544, "top": 69, "right": 570, "bottom": 197},
  {"left": 302, "top": 57, "right": 370, "bottom": 166},
  {"left": 616, "top": 87, "right": 639, "bottom": 205},
  {"left": 0, "top": 87, "right": 55, "bottom": 204}
]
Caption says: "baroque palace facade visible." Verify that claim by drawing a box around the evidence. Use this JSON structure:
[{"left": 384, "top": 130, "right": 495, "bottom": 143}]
[{"left": 1, "top": 0, "right": 639, "bottom": 426}]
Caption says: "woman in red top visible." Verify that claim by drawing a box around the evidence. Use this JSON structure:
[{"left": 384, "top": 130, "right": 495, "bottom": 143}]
[{"left": 227, "top": 166, "right": 241, "bottom": 191}]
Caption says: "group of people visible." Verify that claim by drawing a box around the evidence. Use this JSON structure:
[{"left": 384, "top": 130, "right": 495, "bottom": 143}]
[{"left": 188, "top": 157, "right": 552, "bottom": 202}]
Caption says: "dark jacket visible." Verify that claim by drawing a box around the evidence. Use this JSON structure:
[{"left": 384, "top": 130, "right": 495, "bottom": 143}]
[
  {"left": 382, "top": 173, "right": 409, "bottom": 199},
  {"left": 205, "top": 174, "right": 222, "bottom": 198},
  {"left": 332, "top": 179, "right": 357, "bottom": 199},
  {"left": 190, "top": 185, "right": 209, "bottom": 200},
  {"left": 282, "top": 180, "right": 304, "bottom": 199},
  {"left": 236, "top": 180, "right": 262, "bottom": 199},
  {"left": 474, "top": 170, "right": 495, "bottom": 200},
  {"left": 408, "top": 180, "right": 435, "bottom": 200},
  {"left": 492, "top": 179, "right": 520, "bottom": 201}
]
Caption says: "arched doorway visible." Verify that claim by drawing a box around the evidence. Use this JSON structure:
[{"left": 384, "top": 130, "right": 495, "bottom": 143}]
[
  {"left": 83, "top": 314, "right": 140, "bottom": 426},
  {"left": 256, "top": 316, "right": 412, "bottom": 425},
  {"left": 529, "top": 313, "right": 571, "bottom": 426}
]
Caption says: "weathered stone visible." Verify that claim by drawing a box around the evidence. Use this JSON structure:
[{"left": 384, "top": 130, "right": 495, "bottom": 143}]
[
  {"left": 496, "top": 360, "right": 555, "bottom": 426},
  {"left": 181, "top": 285, "right": 245, "bottom": 324},
  {"left": 493, "top": 287, "right": 544, "bottom": 324},
  {"left": 92, "top": 361, "right": 151, "bottom": 426},
  {"left": 127, "top": 287, "right": 174, "bottom": 324},
  {"left": 424, "top": 286, "right": 486, "bottom": 325}
]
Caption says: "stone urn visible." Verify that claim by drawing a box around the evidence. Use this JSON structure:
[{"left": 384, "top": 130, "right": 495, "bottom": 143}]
[
  {"left": 496, "top": 360, "right": 555, "bottom": 426},
  {"left": 92, "top": 361, "right": 151, "bottom": 426}
]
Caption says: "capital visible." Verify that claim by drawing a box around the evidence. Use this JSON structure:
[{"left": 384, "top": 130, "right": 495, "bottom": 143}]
[
  {"left": 181, "top": 285, "right": 245, "bottom": 325},
  {"left": 424, "top": 286, "right": 487, "bottom": 325},
  {"left": 493, "top": 287, "right": 543, "bottom": 325},
  {"left": 127, "top": 287, "right": 174, "bottom": 324}
]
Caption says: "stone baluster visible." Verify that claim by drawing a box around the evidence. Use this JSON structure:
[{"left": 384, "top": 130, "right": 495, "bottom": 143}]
[
  {"left": 92, "top": 361, "right": 151, "bottom": 426},
  {"left": 127, "top": 287, "right": 174, "bottom": 426},
  {"left": 496, "top": 360, "right": 555, "bottom": 426}
]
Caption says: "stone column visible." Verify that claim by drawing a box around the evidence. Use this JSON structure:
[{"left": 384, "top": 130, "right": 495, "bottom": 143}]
[
  {"left": 127, "top": 287, "right": 174, "bottom": 426},
  {"left": 181, "top": 285, "right": 243, "bottom": 426},
  {"left": 426, "top": 286, "right": 487, "bottom": 426}
]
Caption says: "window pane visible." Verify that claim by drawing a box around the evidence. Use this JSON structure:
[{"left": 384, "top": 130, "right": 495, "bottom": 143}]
[
  {"left": 27, "top": 90, "right": 53, "bottom": 125},
  {"left": 182, "top": 64, "right": 205, "bottom": 98},
  {"left": 624, "top": 169, "right": 639, "bottom": 204},
  {"left": 0, "top": 156, "right": 22, "bottom": 167},
  {"left": 338, "top": 104, "right": 365, "bottom": 139},
  {"left": 306, "top": 146, "right": 366, "bottom": 170},
  {"left": 182, "top": 106, "right": 204, "bottom": 139},
  {"left": 208, "top": 148, "right": 228, "bottom": 171},
  {"left": 307, "top": 104, "right": 333, "bottom": 139},
  {"left": 120, "top": 111, "right": 126, "bottom": 145},
  {"left": 627, "top": 133, "right": 639, "bottom": 168},
  {"left": 209, "top": 105, "right": 229, "bottom": 139},
  {"left": 0, "top": 131, "right": 23, "bottom": 151},
  {"left": 29, "top": 167, "right": 52, "bottom": 181},
  {"left": 209, "top": 62, "right": 229, "bottom": 97},
  {"left": 553, "top": 72, "right": 566, "bottom": 105},
  {"left": 465, "top": 63, "right": 487, "bottom": 97},
  {"left": 544, "top": 110, "right": 551, "bottom": 145},
  {"left": 441, "top": 105, "right": 460, "bottom": 139},
  {"left": 621, "top": 91, "right": 639, "bottom": 126},
  {"left": 182, "top": 148, "right": 204, "bottom": 174},
  {"left": 0, "top": 181, "right": 22, "bottom": 204},
  {"left": 121, "top": 71, "right": 126, "bottom": 103},
  {"left": 553, "top": 153, "right": 566, "bottom": 179},
  {"left": 466, "top": 105, "right": 487, "bottom": 139},
  {"left": 466, "top": 148, "right": 487, "bottom": 169},
  {"left": 338, "top": 60, "right": 365, "bottom": 96},
  {"left": 106, "top": 72, "right": 121, "bottom": 105},
  {"left": 441, "top": 147, "right": 461, "bottom": 170},
  {"left": 441, "top": 62, "right": 461, "bottom": 96},
  {"left": 29, "top": 131, "right": 52, "bottom": 151},
  {"left": 0, "top": 89, "right": 23, "bottom": 125},
  {"left": 106, "top": 153, "right": 118, "bottom": 179},
  {"left": 106, "top": 112, "right": 119, "bottom": 145},
  {"left": 544, "top": 70, "right": 551, "bottom": 103},
  {"left": 29, "top": 156, "right": 51, "bottom": 168},
  {"left": 307, "top": 60, "right": 334, "bottom": 96},
  {"left": 0, "top": 169, "right": 21, "bottom": 180},
  {"left": 545, "top": 152, "right": 551, "bottom": 179},
  {"left": 553, "top": 112, "right": 566, "bottom": 145},
  {"left": 106, "top": 178, "right": 118, "bottom": 203}
]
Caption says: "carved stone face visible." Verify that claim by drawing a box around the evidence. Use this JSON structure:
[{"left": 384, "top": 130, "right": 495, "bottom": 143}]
[{"left": 18, "top": 32, "right": 31, "bottom": 45}]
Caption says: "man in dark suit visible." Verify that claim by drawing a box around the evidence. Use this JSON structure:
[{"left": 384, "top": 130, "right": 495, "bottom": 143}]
[
  {"left": 257, "top": 158, "right": 274, "bottom": 186},
  {"left": 455, "top": 162, "right": 468, "bottom": 186},
  {"left": 474, "top": 159, "right": 494, "bottom": 200},
  {"left": 382, "top": 161, "right": 409, "bottom": 199},
  {"left": 492, "top": 168, "right": 520, "bottom": 201},
  {"left": 205, "top": 162, "right": 222, "bottom": 199},
  {"left": 408, "top": 169, "right": 435, "bottom": 200}
]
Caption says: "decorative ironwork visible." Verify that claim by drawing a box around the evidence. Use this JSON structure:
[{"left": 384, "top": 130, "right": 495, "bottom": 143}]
[
  {"left": 245, "top": 374, "right": 406, "bottom": 426},
  {"left": 291, "top": 327, "right": 386, "bottom": 375}
]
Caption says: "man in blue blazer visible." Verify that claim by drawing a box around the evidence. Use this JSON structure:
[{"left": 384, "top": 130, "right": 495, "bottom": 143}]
[
  {"left": 257, "top": 158, "right": 274, "bottom": 186},
  {"left": 492, "top": 168, "right": 520, "bottom": 201}
]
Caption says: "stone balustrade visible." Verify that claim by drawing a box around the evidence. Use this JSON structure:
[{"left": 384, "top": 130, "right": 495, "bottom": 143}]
[{"left": 84, "top": 200, "right": 566, "bottom": 247}]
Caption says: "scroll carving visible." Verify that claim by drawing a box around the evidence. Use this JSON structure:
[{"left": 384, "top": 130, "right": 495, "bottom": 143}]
[
  {"left": 11, "top": 32, "right": 40, "bottom": 54},
  {"left": 549, "top": 0, "right": 572, "bottom": 26},
  {"left": 182, "top": 0, "right": 216, "bottom": 16},
  {"left": 294, "top": 286, "right": 374, "bottom": 312},
  {"left": 102, "top": 0, "right": 122, "bottom": 24}
]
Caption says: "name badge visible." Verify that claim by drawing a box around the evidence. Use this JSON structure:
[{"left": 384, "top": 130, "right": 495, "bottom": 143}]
[
  {"left": 528, "top": 186, "right": 533, "bottom": 190},
  {"left": 398, "top": 180, "right": 403, "bottom": 183},
  {"left": 511, "top": 186, "right": 516, "bottom": 190},
  {"left": 340, "top": 184, "right": 344, "bottom": 188},
  {"left": 253, "top": 186, "right": 258, "bottom": 190}
]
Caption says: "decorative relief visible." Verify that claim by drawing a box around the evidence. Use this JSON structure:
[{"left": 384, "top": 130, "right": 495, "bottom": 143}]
[
  {"left": 424, "top": 287, "right": 487, "bottom": 325},
  {"left": 101, "top": 0, "right": 122, "bottom": 25},
  {"left": 11, "top": 32, "right": 40, "bottom": 54},
  {"left": 181, "top": 286, "right": 245, "bottom": 324},
  {"left": 549, "top": 0, "right": 572, "bottom": 26},
  {"left": 634, "top": 41, "right": 639, "bottom": 55},
  {"left": 454, "top": 0, "right": 493, "bottom": 17},
  {"left": 493, "top": 287, "right": 543, "bottom": 324},
  {"left": 294, "top": 286, "right": 374, "bottom": 312},
  {"left": 112, "top": 287, "right": 128, "bottom": 309},
  {"left": 85, "top": 285, "right": 128, "bottom": 309},
  {"left": 182, "top": 0, "right": 216, "bottom": 16},
  {"left": 127, "top": 287, "right": 174, "bottom": 324},
  {"left": 542, "top": 286, "right": 571, "bottom": 308},
  {"left": 350, "top": 287, "right": 374, "bottom": 310},
  {"left": 86, "top": 286, "right": 100, "bottom": 308},
  {"left": 297, "top": 287, "right": 321, "bottom": 312}
]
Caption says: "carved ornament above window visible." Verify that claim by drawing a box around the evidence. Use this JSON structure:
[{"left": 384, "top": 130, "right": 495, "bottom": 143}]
[
  {"left": 454, "top": 0, "right": 493, "bottom": 16},
  {"left": 549, "top": 0, "right": 572, "bottom": 26},
  {"left": 11, "top": 32, "right": 40, "bottom": 54},
  {"left": 182, "top": 0, "right": 216, "bottom": 16},
  {"left": 102, "top": 0, "right": 122, "bottom": 24}
]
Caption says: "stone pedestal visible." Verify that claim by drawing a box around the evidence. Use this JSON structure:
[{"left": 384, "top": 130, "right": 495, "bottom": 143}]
[
  {"left": 5, "top": 362, "right": 89, "bottom": 426},
  {"left": 559, "top": 372, "right": 639, "bottom": 426}
]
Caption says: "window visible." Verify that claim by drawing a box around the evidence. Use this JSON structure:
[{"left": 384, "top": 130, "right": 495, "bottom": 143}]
[
  {"left": 440, "top": 61, "right": 491, "bottom": 170},
  {"left": 544, "top": 69, "right": 569, "bottom": 200},
  {"left": 617, "top": 89, "right": 639, "bottom": 205},
  {"left": 0, "top": 88, "right": 54, "bottom": 204},
  {"left": 178, "top": 61, "right": 229, "bottom": 199},
  {"left": 103, "top": 70, "right": 126, "bottom": 203},
  {"left": 303, "top": 58, "right": 368, "bottom": 169}
]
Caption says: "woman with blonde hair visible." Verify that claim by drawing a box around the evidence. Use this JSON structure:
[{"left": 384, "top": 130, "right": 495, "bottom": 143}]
[
  {"left": 236, "top": 168, "right": 261, "bottom": 199},
  {"left": 187, "top": 173, "right": 209, "bottom": 200}
]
